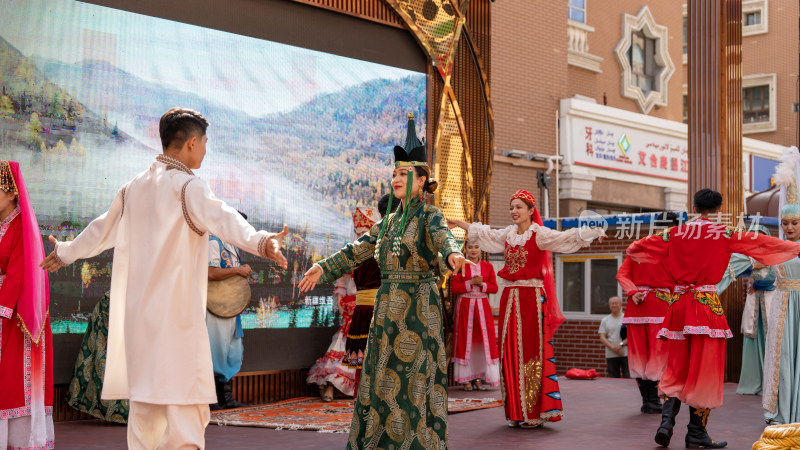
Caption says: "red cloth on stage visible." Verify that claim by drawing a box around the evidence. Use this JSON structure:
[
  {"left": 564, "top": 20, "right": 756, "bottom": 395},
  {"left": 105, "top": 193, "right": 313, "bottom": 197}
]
[
  {"left": 0, "top": 212, "right": 54, "bottom": 417},
  {"left": 497, "top": 234, "right": 562, "bottom": 425},
  {"left": 564, "top": 368, "right": 598, "bottom": 379},
  {"left": 451, "top": 261, "right": 500, "bottom": 382},
  {"left": 627, "top": 219, "right": 800, "bottom": 408}
]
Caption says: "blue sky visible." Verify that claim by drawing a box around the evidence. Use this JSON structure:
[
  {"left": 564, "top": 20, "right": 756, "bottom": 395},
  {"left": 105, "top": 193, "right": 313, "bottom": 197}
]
[{"left": 0, "top": 0, "right": 422, "bottom": 117}]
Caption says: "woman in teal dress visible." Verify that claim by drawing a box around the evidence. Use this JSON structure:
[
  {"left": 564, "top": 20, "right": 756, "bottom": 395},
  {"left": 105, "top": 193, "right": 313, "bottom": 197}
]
[
  {"left": 764, "top": 146, "right": 800, "bottom": 424},
  {"left": 716, "top": 226, "right": 775, "bottom": 396},
  {"left": 300, "top": 114, "right": 467, "bottom": 449}
]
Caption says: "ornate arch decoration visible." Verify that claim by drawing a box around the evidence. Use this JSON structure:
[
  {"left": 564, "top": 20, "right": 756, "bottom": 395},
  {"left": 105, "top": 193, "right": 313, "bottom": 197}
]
[{"left": 613, "top": 6, "right": 676, "bottom": 114}]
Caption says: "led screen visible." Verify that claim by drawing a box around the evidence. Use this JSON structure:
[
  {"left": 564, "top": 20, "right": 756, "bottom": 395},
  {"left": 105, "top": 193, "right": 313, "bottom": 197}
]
[{"left": 0, "top": 0, "right": 426, "bottom": 333}]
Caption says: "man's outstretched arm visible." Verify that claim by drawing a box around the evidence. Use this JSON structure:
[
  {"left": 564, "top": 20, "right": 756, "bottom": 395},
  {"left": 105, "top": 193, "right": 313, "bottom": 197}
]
[{"left": 41, "top": 187, "right": 125, "bottom": 272}]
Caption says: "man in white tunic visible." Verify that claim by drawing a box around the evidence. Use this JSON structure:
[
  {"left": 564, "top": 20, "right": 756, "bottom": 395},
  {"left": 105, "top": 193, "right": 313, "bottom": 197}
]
[{"left": 40, "top": 108, "right": 288, "bottom": 449}]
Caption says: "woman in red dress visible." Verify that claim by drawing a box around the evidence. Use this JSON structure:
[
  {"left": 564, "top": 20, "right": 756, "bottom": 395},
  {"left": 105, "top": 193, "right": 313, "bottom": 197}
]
[
  {"left": 0, "top": 161, "right": 53, "bottom": 449},
  {"left": 451, "top": 239, "right": 500, "bottom": 390},
  {"left": 449, "top": 190, "right": 605, "bottom": 428}
]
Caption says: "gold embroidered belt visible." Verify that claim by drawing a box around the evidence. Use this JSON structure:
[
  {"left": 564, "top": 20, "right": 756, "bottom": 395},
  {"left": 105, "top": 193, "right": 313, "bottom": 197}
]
[
  {"left": 381, "top": 270, "right": 438, "bottom": 284},
  {"left": 776, "top": 279, "right": 800, "bottom": 290},
  {"left": 506, "top": 278, "right": 544, "bottom": 288},
  {"left": 355, "top": 289, "right": 378, "bottom": 306}
]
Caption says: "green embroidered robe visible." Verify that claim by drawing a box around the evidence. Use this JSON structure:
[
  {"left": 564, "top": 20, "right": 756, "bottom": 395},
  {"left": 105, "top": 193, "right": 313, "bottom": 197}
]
[{"left": 318, "top": 199, "right": 460, "bottom": 449}]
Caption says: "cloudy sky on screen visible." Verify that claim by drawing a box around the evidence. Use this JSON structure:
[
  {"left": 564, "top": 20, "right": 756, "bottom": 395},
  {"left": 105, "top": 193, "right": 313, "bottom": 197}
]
[{"left": 0, "top": 0, "right": 419, "bottom": 117}]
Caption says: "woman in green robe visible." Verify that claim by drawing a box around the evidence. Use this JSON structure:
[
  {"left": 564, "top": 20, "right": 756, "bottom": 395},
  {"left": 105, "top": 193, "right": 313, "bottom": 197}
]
[
  {"left": 300, "top": 114, "right": 467, "bottom": 449},
  {"left": 66, "top": 292, "right": 129, "bottom": 423}
]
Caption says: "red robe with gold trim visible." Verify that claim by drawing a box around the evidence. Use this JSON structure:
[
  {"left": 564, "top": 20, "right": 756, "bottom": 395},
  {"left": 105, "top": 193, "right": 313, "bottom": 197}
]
[
  {"left": 627, "top": 219, "right": 800, "bottom": 408},
  {"left": 469, "top": 222, "right": 603, "bottom": 425},
  {"left": 0, "top": 211, "right": 54, "bottom": 424}
]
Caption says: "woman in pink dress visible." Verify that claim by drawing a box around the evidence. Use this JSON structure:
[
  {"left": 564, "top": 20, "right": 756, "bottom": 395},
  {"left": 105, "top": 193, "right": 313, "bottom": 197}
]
[
  {"left": 450, "top": 239, "right": 500, "bottom": 390},
  {"left": 0, "top": 161, "right": 54, "bottom": 449}
]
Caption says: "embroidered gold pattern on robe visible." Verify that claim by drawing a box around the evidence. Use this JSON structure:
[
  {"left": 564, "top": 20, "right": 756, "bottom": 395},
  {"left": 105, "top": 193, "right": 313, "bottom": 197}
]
[
  {"left": 695, "top": 292, "right": 725, "bottom": 316},
  {"left": 316, "top": 198, "right": 460, "bottom": 450},
  {"left": 523, "top": 358, "right": 543, "bottom": 413},
  {"left": 504, "top": 246, "right": 528, "bottom": 274},
  {"left": 654, "top": 290, "right": 679, "bottom": 305}
]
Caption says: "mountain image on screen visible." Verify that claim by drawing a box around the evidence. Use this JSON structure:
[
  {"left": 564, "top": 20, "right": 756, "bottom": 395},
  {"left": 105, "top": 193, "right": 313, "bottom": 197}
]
[{"left": 0, "top": 0, "right": 426, "bottom": 332}]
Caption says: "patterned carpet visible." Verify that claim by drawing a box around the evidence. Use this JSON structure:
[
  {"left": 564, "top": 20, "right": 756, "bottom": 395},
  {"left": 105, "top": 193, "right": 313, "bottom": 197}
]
[{"left": 209, "top": 397, "right": 503, "bottom": 433}]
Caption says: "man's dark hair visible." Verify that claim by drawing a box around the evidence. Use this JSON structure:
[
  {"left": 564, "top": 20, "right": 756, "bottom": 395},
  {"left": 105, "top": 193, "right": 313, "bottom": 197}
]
[
  {"left": 378, "top": 194, "right": 399, "bottom": 217},
  {"left": 159, "top": 107, "right": 209, "bottom": 151},
  {"left": 693, "top": 188, "right": 723, "bottom": 213},
  {"left": 657, "top": 211, "right": 680, "bottom": 227}
]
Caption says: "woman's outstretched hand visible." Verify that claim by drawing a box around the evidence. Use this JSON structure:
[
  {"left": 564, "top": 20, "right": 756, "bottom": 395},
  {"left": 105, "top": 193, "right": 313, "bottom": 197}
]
[
  {"left": 298, "top": 264, "right": 323, "bottom": 294},
  {"left": 446, "top": 218, "right": 469, "bottom": 230}
]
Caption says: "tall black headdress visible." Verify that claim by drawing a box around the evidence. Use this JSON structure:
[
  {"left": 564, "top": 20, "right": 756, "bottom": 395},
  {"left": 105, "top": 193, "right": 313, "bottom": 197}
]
[
  {"left": 393, "top": 113, "right": 427, "bottom": 168},
  {"left": 379, "top": 113, "right": 426, "bottom": 242}
]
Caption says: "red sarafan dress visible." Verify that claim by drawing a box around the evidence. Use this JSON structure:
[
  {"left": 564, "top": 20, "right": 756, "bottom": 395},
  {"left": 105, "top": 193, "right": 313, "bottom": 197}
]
[
  {"left": 469, "top": 221, "right": 603, "bottom": 426},
  {"left": 616, "top": 257, "right": 672, "bottom": 381},
  {"left": 0, "top": 210, "right": 54, "bottom": 449},
  {"left": 627, "top": 219, "right": 800, "bottom": 409},
  {"left": 451, "top": 260, "right": 500, "bottom": 386}
]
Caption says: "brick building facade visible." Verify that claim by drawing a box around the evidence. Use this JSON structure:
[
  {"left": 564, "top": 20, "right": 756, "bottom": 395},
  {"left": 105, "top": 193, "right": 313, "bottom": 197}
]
[{"left": 487, "top": 0, "right": 798, "bottom": 377}]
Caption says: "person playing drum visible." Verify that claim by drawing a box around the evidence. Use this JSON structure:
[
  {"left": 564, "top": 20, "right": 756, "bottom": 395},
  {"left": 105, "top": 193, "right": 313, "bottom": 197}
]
[{"left": 207, "top": 210, "right": 252, "bottom": 410}]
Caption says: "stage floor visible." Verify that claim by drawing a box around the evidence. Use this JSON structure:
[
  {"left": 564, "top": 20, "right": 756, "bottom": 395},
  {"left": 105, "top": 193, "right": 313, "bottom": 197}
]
[{"left": 55, "top": 378, "right": 767, "bottom": 449}]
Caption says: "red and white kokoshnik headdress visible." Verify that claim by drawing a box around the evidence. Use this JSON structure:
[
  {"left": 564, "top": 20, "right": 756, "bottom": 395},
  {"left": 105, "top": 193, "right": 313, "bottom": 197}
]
[
  {"left": 510, "top": 189, "right": 536, "bottom": 206},
  {"left": 352, "top": 206, "right": 380, "bottom": 229}
]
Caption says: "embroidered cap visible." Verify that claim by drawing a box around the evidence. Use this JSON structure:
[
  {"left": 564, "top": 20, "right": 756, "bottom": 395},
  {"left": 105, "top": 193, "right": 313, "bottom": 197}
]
[
  {"left": 353, "top": 206, "right": 380, "bottom": 229},
  {"left": 0, "top": 161, "right": 18, "bottom": 197},
  {"left": 510, "top": 189, "right": 536, "bottom": 207}
]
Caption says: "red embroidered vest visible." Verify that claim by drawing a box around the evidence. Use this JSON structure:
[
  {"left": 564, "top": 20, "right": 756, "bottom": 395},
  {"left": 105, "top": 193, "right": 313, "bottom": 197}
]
[{"left": 498, "top": 231, "right": 548, "bottom": 282}]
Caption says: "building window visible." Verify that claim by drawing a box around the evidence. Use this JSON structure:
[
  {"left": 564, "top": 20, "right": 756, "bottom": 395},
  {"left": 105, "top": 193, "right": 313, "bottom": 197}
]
[
  {"left": 742, "top": 0, "right": 768, "bottom": 36},
  {"left": 682, "top": 16, "right": 687, "bottom": 57},
  {"left": 742, "top": 73, "right": 777, "bottom": 134},
  {"left": 682, "top": 94, "right": 688, "bottom": 124},
  {"left": 558, "top": 254, "right": 622, "bottom": 317},
  {"left": 628, "top": 31, "right": 656, "bottom": 94},
  {"left": 614, "top": 6, "right": 675, "bottom": 114},
  {"left": 569, "top": 0, "right": 586, "bottom": 23},
  {"left": 744, "top": 11, "right": 761, "bottom": 26},
  {"left": 744, "top": 85, "right": 769, "bottom": 124}
]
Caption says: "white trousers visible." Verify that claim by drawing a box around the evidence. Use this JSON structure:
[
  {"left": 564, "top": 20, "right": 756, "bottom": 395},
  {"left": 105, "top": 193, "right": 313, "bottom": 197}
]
[{"left": 128, "top": 401, "right": 210, "bottom": 450}]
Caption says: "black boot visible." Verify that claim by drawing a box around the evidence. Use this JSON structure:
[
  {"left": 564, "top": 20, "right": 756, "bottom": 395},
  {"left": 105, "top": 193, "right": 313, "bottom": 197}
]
[
  {"left": 210, "top": 376, "right": 225, "bottom": 411},
  {"left": 685, "top": 407, "right": 727, "bottom": 448},
  {"left": 644, "top": 380, "right": 663, "bottom": 414},
  {"left": 636, "top": 378, "right": 650, "bottom": 413},
  {"left": 223, "top": 379, "right": 249, "bottom": 409},
  {"left": 654, "top": 396, "right": 681, "bottom": 447}
]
